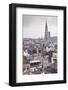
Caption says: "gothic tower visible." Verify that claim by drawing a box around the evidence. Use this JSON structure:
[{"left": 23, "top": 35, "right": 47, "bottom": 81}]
[{"left": 44, "top": 20, "right": 48, "bottom": 41}]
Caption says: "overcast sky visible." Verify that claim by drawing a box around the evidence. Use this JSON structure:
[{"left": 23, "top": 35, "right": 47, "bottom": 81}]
[{"left": 23, "top": 15, "right": 57, "bottom": 39}]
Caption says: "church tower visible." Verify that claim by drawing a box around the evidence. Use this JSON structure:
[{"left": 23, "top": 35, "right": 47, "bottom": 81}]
[{"left": 44, "top": 20, "right": 48, "bottom": 41}]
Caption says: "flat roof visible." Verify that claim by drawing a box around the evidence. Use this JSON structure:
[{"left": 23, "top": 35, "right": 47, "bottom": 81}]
[{"left": 30, "top": 60, "right": 41, "bottom": 63}]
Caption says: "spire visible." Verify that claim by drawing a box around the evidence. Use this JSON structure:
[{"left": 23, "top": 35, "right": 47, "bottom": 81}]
[{"left": 44, "top": 20, "right": 48, "bottom": 41}]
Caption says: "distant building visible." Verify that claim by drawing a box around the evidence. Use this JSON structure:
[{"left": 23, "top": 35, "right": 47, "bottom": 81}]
[
  {"left": 47, "top": 32, "right": 50, "bottom": 42},
  {"left": 44, "top": 20, "right": 50, "bottom": 42},
  {"left": 44, "top": 20, "right": 48, "bottom": 41}
]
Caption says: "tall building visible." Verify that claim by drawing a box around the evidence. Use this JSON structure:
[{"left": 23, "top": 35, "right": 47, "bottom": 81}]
[
  {"left": 44, "top": 20, "right": 50, "bottom": 42},
  {"left": 47, "top": 32, "right": 50, "bottom": 42},
  {"left": 44, "top": 20, "right": 48, "bottom": 41}
]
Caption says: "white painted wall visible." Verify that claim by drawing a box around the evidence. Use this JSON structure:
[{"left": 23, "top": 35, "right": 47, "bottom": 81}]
[{"left": 0, "top": 0, "right": 67, "bottom": 89}]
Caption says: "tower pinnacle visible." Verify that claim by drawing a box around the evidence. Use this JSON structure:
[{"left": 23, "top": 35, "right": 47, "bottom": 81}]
[{"left": 44, "top": 20, "right": 48, "bottom": 41}]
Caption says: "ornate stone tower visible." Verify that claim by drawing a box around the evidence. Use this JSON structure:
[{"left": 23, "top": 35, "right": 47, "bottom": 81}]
[{"left": 44, "top": 20, "right": 48, "bottom": 41}]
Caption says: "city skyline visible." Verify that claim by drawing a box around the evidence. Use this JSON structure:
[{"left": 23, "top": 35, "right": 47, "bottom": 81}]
[{"left": 23, "top": 15, "right": 57, "bottom": 39}]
